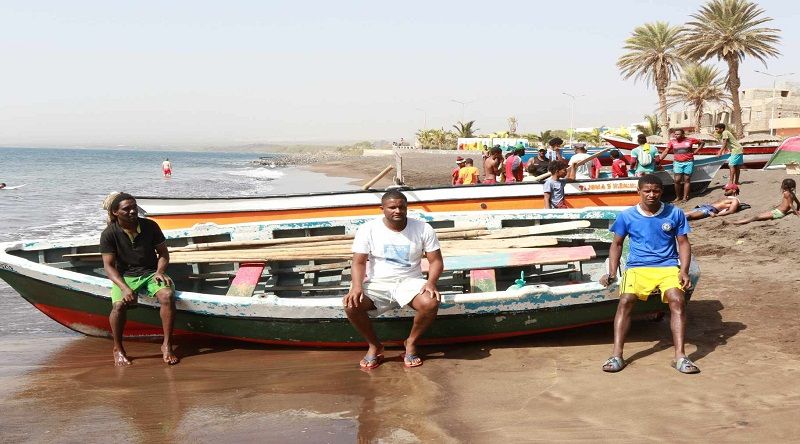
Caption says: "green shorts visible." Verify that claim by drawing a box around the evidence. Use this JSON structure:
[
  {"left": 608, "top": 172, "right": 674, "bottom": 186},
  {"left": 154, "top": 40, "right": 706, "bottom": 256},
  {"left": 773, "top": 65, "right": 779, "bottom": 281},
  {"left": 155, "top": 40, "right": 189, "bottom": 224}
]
[
  {"left": 771, "top": 209, "right": 786, "bottom": 220},
  {"left": 111, "top": 273, "right": 173, "bottom": 303}
]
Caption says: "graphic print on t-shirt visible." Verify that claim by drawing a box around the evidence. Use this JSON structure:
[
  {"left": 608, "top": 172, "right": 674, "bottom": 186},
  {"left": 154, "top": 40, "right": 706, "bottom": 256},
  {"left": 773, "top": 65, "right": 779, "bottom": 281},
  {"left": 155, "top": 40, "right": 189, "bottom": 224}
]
[{"left": 384, "top": 244, "right": 411, "bottom": 267}]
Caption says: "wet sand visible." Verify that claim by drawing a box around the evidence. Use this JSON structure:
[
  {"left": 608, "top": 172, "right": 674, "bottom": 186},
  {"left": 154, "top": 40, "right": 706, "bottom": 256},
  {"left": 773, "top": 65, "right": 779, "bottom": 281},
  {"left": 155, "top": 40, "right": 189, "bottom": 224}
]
[{"left": 2, "top": 158, "right": 800, "bottom": 442}]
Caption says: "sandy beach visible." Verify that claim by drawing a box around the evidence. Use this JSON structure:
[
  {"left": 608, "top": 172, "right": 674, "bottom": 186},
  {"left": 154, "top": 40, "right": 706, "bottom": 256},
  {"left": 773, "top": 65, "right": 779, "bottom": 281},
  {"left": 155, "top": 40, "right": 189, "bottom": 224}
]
[{"left": 2, "top": 153, "right": 800, "bottom": 442}]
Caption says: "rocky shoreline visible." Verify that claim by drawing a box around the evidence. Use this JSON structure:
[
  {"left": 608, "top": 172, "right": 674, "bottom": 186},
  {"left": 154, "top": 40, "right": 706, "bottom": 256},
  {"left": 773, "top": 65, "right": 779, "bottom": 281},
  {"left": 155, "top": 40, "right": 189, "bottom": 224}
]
[{"left": 253, "top": 150, "right": 353, "bottom": 168}]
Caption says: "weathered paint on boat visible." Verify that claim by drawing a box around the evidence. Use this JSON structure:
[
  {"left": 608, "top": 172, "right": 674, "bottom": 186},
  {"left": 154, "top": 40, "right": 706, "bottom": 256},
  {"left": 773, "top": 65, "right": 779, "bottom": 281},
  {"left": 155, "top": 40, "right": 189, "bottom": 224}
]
[
  {"left": 136, "top": 180, "right": 642, "bottom": 230},
  {"left": 0, "top": 208, "right": 699, "bottom": 347}
]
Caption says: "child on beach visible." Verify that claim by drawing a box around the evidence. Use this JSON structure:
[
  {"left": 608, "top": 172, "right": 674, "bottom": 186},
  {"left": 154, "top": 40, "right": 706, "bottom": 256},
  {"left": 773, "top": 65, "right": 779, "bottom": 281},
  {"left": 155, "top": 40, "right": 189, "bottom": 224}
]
[
  {"left": 610, "top": 150, "right": 629, "bottom": 178},
  {"left": 457, "top": 158, "right": 480, "bottom": 185},
  {"left": 733, "top": 179, "right": 800, "bottom": 225},
  {"left": 543, "top": 160, "right": 572, "bottom": 209},
  {"left": 684, "top": 183, "right": 743, "bottom": 221}
]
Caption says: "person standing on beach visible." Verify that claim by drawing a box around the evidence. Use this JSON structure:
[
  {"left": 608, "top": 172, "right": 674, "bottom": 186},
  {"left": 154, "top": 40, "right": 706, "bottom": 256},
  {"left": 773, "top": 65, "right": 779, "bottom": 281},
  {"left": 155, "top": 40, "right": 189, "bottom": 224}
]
[
  {"left": 543, "top": 160, "right": 573, "bottom": 209},
  {"left": 452, "top": 157, "right": 466, "bottom": 185},
  {"left": 630, "top": 134, "right": 659, "bottom": 176},
  {"left": 527, "top": 148, "right": 551, "bottom": 177},
  {"left": 714, "top": 123, "right": 743, "bottom": 185},
  {"left": 343, "top": 190, "right": 443, "bottom": 369},
  {"left": 610, "top": 150, "right": 629, "bottom": 178},
  {"left": 568, "top": 145, "right": 592, "bottom": 180},
  {"left": 483, "top": 147, "right": 502, "bottom": 184},
  {"left": 658, "top": 129, "right": 704, "bottom": 202},
  {"left": 100, "top": 193, "right": 179, "bottom": 366},
  {"left": 162, "top": 158, "right": 172, "bottom": 177},
  {"left": 504, "top": 148, "right": 522, "bottom": 183},
  {"left": 457, "top": 158, "right": 480, "bottom": 185},
  {"left": 600, "top": 174, "right": 698, "bottom": 374},
  {"left": 546, "top": 138, "right": 564, "bottom": 162}
]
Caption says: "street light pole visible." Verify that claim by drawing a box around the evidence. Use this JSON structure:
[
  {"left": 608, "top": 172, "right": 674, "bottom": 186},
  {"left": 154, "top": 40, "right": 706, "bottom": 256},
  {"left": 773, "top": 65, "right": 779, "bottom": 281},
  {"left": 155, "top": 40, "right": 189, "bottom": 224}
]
[
  {"left": 415, "top": 108, "right": 427, "bottom": 129},
  {"left": 754, "top": 70, "right": 795, "bottom": 135},
  {"left": 450, "top": 99, "right": 473, "bottom": 123},
  {"left": 562, "top": 92, "right": 585, "bottom": 145}
]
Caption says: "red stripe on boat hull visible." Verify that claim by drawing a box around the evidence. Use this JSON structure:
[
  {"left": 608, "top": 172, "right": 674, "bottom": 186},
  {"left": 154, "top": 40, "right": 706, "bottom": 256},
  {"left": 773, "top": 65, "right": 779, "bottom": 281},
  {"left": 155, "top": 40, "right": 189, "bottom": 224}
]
[{"left": 31, "top": 302, "right": 665, "bottom": 348}]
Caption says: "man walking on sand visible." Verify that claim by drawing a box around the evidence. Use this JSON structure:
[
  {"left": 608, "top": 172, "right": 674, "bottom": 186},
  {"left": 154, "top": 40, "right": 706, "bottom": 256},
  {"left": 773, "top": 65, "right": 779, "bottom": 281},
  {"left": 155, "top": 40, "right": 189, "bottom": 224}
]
[
  {"left": 599, "top": 174, "right": 699, "bottom": 374},
  {"left": 659, "top": 129, "right": 704, "bottom": 202},
  {"left": 714, "top": 123, "right": 743, "bottom": 185},
  {"left": 101, "top": 192, "right": 179, "bottom": 366},
  {"left": 343, "top": 190, "right": 444, "bottom": 369}
]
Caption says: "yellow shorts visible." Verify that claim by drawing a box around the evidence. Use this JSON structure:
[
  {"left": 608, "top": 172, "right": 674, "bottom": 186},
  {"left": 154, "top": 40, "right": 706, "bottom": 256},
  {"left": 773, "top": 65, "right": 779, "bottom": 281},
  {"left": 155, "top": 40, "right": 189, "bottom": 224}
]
[{"left": 620, "top": 267, "right": 682, "bottom": 302}]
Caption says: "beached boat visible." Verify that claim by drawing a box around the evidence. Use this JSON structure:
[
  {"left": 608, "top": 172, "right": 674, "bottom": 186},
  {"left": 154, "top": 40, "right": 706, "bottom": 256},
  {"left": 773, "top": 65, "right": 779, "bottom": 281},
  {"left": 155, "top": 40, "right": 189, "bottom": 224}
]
[
  {"left": 136, "top": 156, "right": 725, "bottom": 231},
  {"left": 642, "top": 155, "right": 726, "bottom": 198},
  {"left": 602, "top": 134, "right": 777, "bottom": 169},
  {"left": 136, "top": 179, "right": 643, "bottom": 230},
  {"left": 0, "top": 208, "right": 699, "bottom": 347}
]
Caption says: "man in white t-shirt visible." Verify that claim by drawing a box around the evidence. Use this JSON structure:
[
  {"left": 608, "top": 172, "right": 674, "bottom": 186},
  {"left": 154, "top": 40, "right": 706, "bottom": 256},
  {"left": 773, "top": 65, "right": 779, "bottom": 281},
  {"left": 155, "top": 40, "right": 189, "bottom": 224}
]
[
  {"left": 343, "top": 190, "right": 444, "bottom": 369},
  {"left": 567, "top": 145, "right": 592, "bottom": 179}
]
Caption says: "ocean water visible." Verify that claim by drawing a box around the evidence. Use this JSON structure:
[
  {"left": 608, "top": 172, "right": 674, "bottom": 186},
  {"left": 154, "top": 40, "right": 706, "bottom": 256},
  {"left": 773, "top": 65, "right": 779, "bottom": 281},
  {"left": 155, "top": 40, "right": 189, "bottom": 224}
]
[{"left": 0, "top": 147, "right": 358, "bottom": 337}]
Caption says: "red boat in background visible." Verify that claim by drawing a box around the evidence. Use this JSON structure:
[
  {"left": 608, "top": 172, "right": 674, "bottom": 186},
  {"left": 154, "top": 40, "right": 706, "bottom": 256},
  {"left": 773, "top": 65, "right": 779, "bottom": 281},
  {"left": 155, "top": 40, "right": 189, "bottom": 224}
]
[{"left": 602, "top": 134, "right": 778, "bottom": 169}]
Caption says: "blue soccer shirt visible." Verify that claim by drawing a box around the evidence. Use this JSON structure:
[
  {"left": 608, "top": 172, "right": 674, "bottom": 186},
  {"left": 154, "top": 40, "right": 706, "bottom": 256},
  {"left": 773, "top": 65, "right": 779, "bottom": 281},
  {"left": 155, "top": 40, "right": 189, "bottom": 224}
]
[{"left": 610, "top": 203, "right": 690, "bottom": 268}]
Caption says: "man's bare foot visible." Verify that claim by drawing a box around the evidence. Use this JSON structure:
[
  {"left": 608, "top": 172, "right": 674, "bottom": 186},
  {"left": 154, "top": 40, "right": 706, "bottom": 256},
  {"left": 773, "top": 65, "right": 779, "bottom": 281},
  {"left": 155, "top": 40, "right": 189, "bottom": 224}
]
[
  {"left": 161, "top": 345, "right": 179, "bottom": 365},
  {"left": 359, "top": 344, "right": 385, "bottom": 369},
  {"left": 113, "top": 349, "right": 132, "bottom": 366}
]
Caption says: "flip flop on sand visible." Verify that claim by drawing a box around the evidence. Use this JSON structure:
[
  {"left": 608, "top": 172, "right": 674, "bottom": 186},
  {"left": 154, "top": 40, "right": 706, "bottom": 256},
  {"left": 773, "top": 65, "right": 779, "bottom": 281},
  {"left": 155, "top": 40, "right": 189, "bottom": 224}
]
[
  {"left": 359, "top": 354, "right": 384, "bottom": 370},
  {"left": 673, "top": 357, "right": 700, "bottom": 374},
  {"left": 602, "top": 356, "right": 625, "bottom": 373},
  {"left": 402, "top": 353, "right": 423, "bottom": 368}
]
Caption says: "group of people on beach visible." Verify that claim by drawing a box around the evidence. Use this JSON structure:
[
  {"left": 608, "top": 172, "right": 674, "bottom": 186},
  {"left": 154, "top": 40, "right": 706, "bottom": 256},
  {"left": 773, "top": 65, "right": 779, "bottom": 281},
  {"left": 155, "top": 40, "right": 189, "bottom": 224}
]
[{"left": 100, "top": 144, "right": 797, "bottom": 369}]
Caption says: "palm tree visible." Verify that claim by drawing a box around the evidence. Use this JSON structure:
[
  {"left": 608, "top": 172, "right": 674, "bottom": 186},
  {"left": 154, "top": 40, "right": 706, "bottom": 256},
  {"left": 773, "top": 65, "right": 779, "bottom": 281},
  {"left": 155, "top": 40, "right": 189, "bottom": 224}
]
[
  {"left": 666, "top": 64, "right": 729, "bottom": 132},
  {"left": 415, "top": 128, "right": 458, "bottom": 149},
  {"left": 617, "top": 22, "right": 686, "bottom": 137},
  {"left": 682, "top": 0, "right": 781, "bottom": 137},
  {"left": 507, "top": 116, "right": 518, "bottom": 136},
  {"left": 536, "top": 130, "right": 553, "bottom": 148},
  {"left": 575, "top": 128, "right": 604, "bottom": 146},
  {"left": 634, "top": 114, "right": 660, "bottom": 137},
  {"left": 452, "top": 120, "right": 478, "bottom": 138}
]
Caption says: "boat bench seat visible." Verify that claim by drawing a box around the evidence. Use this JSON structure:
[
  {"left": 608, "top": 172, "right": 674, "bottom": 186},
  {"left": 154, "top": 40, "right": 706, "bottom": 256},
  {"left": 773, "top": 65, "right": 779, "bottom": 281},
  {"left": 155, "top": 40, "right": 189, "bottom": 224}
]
[
  {"left": 422, "top": 246, "right": 597, "bottom": 293},
  {"left": 225, "top": 262, "right": 266, "bottom": 297}
]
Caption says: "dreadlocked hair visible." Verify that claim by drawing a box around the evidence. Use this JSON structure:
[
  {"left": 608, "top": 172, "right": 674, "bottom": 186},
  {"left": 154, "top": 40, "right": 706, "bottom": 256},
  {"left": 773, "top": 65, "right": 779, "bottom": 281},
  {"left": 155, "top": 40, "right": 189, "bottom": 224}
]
[{"left": 103, "top": 192, "right": 135, "bottom": 224}]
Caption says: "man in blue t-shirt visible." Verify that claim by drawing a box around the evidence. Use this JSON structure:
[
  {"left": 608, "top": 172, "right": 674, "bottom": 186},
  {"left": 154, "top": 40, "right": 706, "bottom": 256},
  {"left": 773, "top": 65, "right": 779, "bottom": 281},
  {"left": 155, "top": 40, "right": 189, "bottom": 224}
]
[{"left": 599, "top": 174, "right": 700, "bottom": 374}]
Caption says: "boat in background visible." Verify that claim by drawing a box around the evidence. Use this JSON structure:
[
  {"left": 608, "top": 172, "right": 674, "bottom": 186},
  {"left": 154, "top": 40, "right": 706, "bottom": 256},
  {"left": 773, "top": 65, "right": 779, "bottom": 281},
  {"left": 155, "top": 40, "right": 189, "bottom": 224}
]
[
  {"left": 0, "top": 208, "right": 700, "bottom": 347},
  {"left": 136, "top": 179, "right": 642, "bottom": 230},
  {"left": 602, "top": 134, "right": 777, "bottom": 169}
]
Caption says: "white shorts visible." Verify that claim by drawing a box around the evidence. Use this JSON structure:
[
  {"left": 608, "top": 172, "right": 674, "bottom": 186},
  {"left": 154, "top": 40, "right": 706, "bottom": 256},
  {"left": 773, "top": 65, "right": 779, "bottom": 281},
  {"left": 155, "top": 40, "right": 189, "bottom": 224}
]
[{"left": 364, "top": 277, "right": 428, "bottom": 316}]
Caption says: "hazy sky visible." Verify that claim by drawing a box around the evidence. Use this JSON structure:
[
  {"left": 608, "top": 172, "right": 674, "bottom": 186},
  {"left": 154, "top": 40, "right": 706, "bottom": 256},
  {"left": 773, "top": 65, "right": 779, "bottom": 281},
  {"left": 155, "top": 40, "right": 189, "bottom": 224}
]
[{"left": 1, "top": 0, "right": 798, "bottom": 147}]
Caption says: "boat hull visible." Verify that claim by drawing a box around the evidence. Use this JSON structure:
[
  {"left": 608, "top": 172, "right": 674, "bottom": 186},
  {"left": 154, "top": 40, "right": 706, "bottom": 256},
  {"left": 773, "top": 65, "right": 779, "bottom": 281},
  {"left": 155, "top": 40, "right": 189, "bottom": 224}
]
[
  {"left": 0, "top": 268, "right": 676, "bottom": 347},
  {"left": 0, "top": 208, "right": 699, "bottom": 348},
  {"left": 602, "top": 135, "right": 776, "bottom": 169},
  {"left": 137, "top": 180, "right": 642, "bottom": 230}
]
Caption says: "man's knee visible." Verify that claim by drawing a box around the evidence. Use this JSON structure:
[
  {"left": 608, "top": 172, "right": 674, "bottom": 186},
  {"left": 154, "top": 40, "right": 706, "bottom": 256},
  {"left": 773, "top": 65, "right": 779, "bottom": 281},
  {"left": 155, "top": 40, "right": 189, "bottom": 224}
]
[
  {"left": 414, "top": 295, "right": 440, "bottom": 314},
  {"left": 665, "top": 289, "right": 685, "bottom": 311},
  {"left": 618, "top": 294, "right": 637, "bottom": 311},
  {"left": 110, "top": 301, "right": 127, "bottom": 314},
  {"left": 155, "top": 288, "right": 175, "bottom": 305}
]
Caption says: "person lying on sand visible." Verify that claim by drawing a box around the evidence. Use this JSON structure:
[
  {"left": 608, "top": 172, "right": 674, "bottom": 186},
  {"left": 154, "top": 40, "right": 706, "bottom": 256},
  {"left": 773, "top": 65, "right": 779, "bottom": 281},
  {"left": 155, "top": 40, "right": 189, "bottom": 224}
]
[
  {"left": 733, "top": 179, "right": 800, "bottom": 225},
  {"left": 684, "top": 183, "right": 744, "bottom": 221}
]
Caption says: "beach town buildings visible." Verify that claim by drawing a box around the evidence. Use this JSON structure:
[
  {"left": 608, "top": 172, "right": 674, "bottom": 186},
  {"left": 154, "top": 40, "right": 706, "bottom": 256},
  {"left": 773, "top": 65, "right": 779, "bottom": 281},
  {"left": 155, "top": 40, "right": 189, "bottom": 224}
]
[{"left": 666, "top": 82, "right": 800, "bottom": 137}]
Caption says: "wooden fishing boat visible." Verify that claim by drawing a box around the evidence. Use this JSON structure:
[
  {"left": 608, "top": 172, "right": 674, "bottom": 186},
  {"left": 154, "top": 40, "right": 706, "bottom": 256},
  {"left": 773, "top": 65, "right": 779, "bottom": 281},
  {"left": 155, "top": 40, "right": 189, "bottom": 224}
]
[
  {"left": 602, "top": 134, "right": 777, "bottom": 169},
  {"left": 0, "top": 208, "right": 699, "bottom": 347},
  {"left": 136, "top": 179, "right": 642, "bottom": 230}
]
